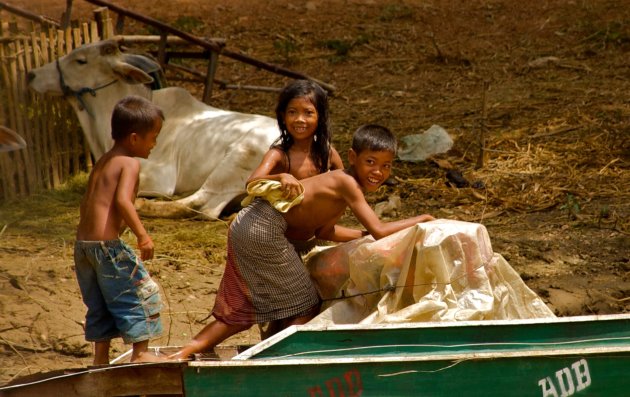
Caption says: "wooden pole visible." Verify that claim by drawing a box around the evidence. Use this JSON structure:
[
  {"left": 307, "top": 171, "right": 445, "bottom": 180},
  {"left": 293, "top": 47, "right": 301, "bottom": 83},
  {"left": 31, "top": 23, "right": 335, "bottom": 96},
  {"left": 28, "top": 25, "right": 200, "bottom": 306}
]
[
  {"left": 70, "top": 27, "right": 83, "bottom": 174},
  {"left": 93, "top": 7, "right": 106, "bottom": 39},
  {"left": 476, "top": 80, "right": 489, "bottom": 169},
  {"left": 38, "top": 30, "right": 52, "bottom": 189},
  {"left": 114, "top": 13, "right": 125, "bottom": 35},
  {"left": 0, "top": 24, "right": 14, "bottom": 199},
  {"left": 48, "top": 28, "right": 62, "bottom": 187},
  {"left": 60, "top": 0, "right": 73, "bottom": 30},
  {"left": 157, "top": 31, "right": 167, "bottom": 67},
  {"left": 82, "top": 0, "right": 336, "bottom": 93},
  {"left": 28, "top": 31, "right": 46, "bottom": 190},
  {"left": 202, "top": 49, "right": 220, "bottom": 104},
  {"left": 157, "top": 61, "right": 284, "bottom": 93},
  {"left": 115, "top": 34, "right": 193, "bottom": 45},
  {"left": 6, "top": 22, "right": 27, "bottom": 195},
  {"left": 0, "top": 1, "right": 60, "bottom": 28},
  {"left": 16, "top": 37, "right": 38, "bottom": 193}
]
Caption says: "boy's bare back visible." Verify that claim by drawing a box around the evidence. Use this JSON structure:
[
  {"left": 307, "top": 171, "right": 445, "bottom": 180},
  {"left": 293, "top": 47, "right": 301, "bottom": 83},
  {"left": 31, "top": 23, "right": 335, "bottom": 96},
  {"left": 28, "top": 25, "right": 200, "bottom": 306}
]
[
  {"left": 76, "top": 150, "right": 141, "bottom": 241},
  {"left": 76, "top": 95, "right": 161, "bottom": 262},
  {"left": 284, "top": 169, "right": 353, "bottom": 240}
]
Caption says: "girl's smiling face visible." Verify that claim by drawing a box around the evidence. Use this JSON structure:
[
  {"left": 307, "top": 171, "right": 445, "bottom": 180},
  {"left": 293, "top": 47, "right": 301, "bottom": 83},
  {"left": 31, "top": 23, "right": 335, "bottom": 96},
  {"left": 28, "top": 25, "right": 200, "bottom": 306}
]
[
  {"left": 283, "top": 96, "right": 319, "bottom": 142},
  {"left": 348, "top": 149, "right": 394, "bottom": 192}
]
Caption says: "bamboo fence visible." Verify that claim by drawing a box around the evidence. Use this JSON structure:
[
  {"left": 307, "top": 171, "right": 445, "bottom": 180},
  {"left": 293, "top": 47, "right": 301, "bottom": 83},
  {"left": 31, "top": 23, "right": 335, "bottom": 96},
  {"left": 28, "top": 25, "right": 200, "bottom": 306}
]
[
  {"left": 0, "top": 2, "right": 335, "bottom": 202},
  {"left": 0, "top": 16, "right": 115, "bottom": 201}
]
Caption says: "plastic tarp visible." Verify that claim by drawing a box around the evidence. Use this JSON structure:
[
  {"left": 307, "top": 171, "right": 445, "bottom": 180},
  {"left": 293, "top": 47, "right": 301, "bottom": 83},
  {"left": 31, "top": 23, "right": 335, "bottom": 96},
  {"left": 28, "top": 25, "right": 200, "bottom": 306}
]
[{"left": 305, "top": 219, "right": 555, "bottom": 325}]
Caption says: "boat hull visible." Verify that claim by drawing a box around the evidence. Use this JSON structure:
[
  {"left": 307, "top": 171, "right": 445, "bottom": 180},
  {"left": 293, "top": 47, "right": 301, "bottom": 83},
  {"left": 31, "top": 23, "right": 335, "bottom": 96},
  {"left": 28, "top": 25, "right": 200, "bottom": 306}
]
[
  {"left": 184, "top": 347, "right": 630, "bottom": 396},
  {"left": 3, "top": 314, "right": 630, "bottom": 396}
]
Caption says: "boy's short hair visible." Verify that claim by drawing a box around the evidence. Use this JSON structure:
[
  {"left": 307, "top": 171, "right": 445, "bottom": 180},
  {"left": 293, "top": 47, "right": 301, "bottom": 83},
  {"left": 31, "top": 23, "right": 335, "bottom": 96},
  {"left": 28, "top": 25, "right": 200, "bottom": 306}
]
[
  {"left": 352, "top": 124, "right": 397, "bottom": 155},
  {"left": 111, "top": 95, "right": 164, "bottom": 141}
]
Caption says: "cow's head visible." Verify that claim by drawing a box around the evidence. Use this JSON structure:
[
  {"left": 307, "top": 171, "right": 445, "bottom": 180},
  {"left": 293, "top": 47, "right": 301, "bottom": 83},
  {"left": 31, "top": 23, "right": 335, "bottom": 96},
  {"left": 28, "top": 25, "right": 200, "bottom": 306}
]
[
  {"left": 27, "top": 39, "right": 162, "bottom": 98},
  {"left": 27, "top": 40, "right": 165, "bottom": 158}
]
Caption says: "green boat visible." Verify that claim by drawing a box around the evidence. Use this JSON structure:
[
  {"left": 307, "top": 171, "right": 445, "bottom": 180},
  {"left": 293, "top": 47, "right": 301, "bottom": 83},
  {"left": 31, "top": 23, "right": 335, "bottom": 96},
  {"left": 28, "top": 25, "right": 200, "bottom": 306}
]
[
  {"left": 187, "top": 348, "right": 628, "bottom": 397},
  {"left": 2, "top": 313, "right": 629, "bottom": 396}
]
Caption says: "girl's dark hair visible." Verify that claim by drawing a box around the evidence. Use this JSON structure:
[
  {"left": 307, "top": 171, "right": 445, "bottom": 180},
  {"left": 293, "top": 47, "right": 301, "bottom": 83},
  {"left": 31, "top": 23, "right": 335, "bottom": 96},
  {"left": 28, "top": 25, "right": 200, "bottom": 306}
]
[
  {"left": 111, "top": 95, "right": 164, "bottom": 140},
  {"left": 274, "top": 80, "right": 331, "bottom": 173},
  {"left": 352, "top": 124, "right": 397, "bottom": 156}
]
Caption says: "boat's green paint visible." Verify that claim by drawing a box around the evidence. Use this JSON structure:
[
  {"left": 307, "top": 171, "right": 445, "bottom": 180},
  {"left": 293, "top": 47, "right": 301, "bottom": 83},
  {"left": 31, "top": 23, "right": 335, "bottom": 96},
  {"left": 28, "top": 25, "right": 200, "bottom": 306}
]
[
  {"left": 184, "top": 347, "right": 630, "bottom": 396},
  {"left": 183, "top": 314, "right": 630, "bottom": 396},
  {"left": 239, "top": 314, "right": 630, "bottom": 360},
  {"left": 3, "top": 314, "right": 630, "bottom": 396}
]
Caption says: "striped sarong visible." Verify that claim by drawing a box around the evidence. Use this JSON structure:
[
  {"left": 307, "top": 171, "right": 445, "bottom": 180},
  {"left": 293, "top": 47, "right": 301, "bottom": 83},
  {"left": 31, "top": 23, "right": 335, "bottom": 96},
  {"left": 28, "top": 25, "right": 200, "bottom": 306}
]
[{"left": 213, "top": 199, "right": 320, "bottom": 325}]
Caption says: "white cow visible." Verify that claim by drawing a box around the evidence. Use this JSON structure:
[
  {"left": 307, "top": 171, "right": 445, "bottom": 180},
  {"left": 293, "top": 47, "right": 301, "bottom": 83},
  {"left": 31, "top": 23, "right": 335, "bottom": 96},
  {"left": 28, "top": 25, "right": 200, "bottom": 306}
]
[{"left": 28, "top": 39, "right": 280, "bottom": 219}]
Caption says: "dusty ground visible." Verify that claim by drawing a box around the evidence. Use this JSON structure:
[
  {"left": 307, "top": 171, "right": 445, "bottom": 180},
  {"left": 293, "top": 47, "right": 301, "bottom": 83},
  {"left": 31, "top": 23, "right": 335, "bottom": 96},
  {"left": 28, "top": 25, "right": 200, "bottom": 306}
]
[{"left": 1, "top": 0, "right": 629, "bottom": 386}]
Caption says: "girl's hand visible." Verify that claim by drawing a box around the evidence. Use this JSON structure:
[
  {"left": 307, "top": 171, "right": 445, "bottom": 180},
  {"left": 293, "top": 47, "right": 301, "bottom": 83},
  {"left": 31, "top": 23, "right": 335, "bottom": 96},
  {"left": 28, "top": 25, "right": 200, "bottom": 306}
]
[{"left": 279, "top": 173, "right": 302, "bottom": 199}]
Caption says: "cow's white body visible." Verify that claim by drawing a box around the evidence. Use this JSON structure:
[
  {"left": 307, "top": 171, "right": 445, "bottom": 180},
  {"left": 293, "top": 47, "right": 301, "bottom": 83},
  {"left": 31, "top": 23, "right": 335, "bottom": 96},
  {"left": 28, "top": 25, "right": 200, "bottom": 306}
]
[{"left": 28, "top": 40, "right": 279, "bottom": 218}]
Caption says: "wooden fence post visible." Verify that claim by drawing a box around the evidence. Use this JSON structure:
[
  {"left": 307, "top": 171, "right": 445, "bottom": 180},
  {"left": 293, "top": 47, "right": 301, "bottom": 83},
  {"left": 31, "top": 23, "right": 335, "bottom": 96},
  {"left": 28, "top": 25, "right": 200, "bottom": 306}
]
[
  {"left": 202, "top": 49, "right": 220, "bottom": 104},
  {"left": 0, "top": 10, "right": 93, "bottom": 201}
]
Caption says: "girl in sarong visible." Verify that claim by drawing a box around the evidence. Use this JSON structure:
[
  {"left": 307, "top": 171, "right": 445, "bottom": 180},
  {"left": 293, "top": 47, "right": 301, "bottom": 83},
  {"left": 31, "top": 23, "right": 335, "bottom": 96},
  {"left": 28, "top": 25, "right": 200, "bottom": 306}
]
[
  {"left": 247, "top": 79, "right": 351, "bottom": 337},
  {"left": 170, "top": 124, "right": 434, "bottom": 360}
]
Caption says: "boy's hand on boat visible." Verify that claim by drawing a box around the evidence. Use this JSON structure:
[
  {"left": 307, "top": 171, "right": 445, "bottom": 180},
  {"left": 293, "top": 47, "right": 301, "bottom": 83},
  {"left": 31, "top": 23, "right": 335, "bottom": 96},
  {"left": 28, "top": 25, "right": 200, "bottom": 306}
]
[{"left": 167, "top": 350, "right": 194, "bottom": 361}]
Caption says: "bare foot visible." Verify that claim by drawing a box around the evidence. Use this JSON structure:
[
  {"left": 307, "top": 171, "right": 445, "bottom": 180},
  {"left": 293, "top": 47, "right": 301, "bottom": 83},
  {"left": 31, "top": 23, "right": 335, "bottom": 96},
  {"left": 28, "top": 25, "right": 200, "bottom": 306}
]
[{"left": 131, "top": 351, "right": 171, "bottom": 363}]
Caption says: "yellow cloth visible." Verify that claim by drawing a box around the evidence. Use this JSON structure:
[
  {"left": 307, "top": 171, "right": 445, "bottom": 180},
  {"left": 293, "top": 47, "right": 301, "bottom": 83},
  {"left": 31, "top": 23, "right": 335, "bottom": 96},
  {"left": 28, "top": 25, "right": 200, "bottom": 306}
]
[{"left": 241, "top": 179, "right": 304, "bottom": 213}]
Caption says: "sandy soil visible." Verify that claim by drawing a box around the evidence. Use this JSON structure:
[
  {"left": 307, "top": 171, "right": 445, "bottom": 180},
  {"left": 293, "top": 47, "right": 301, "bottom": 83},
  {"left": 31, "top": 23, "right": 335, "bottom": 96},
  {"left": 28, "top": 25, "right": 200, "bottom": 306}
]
[{"left": 1, "top": 0, "right": 629, "bottom": 386}]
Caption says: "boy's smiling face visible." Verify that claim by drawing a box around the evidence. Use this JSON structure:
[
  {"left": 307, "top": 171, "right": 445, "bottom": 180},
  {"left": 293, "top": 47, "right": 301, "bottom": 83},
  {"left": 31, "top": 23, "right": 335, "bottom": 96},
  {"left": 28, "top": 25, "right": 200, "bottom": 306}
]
[{"left": 348, "top": 149, "right": 394, "bottom": 192}]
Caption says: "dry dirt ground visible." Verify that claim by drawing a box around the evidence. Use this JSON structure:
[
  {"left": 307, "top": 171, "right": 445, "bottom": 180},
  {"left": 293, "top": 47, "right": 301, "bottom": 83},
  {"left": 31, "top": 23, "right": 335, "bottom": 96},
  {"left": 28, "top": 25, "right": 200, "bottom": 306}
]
[{"left": 1, "top": 0, "right": 629, "bottom": 386}]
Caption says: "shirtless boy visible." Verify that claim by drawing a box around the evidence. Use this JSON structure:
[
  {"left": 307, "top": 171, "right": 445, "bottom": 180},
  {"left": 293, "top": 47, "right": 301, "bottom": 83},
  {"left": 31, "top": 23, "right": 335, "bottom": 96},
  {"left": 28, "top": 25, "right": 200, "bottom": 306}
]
[
  {"left": 74, "top": 95, "right": 165, "bottom": 365},
  {"left": 171, "top": 124, "right": 434, "bottom": 359}
]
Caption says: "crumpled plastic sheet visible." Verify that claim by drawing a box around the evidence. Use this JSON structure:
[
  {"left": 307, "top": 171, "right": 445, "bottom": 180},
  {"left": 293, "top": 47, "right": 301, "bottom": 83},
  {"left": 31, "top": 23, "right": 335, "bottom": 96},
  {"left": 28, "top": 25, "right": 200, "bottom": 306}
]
[{"left": 305, "top": 219, "right": 555, "bottom": 325}]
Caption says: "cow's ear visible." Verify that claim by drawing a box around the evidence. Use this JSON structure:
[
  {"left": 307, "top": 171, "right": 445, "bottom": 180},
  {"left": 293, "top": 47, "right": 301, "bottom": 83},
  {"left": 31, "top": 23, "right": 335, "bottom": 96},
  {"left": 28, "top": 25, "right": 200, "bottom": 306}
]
[{"left": 111, "top": 61, "right": 154, "bottom": 85}]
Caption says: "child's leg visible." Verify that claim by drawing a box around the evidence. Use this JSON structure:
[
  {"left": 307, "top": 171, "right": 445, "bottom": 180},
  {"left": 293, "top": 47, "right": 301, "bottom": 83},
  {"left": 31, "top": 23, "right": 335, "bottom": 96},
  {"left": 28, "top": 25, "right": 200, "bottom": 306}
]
[
  {"left": 259, "top": 320, "right": 283, "bottom": 340},
  {"left": 280, "top": 303, "right": 320, "bottom": 329},
  {"left": 93, "top": 340, "right": 111, "bottom": 365},
  {"left": 170, "top": 319, "right": 250, "bottom": 360},
  {"left": 130, "top": 339, "right": 149, "bottom": 362}
]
